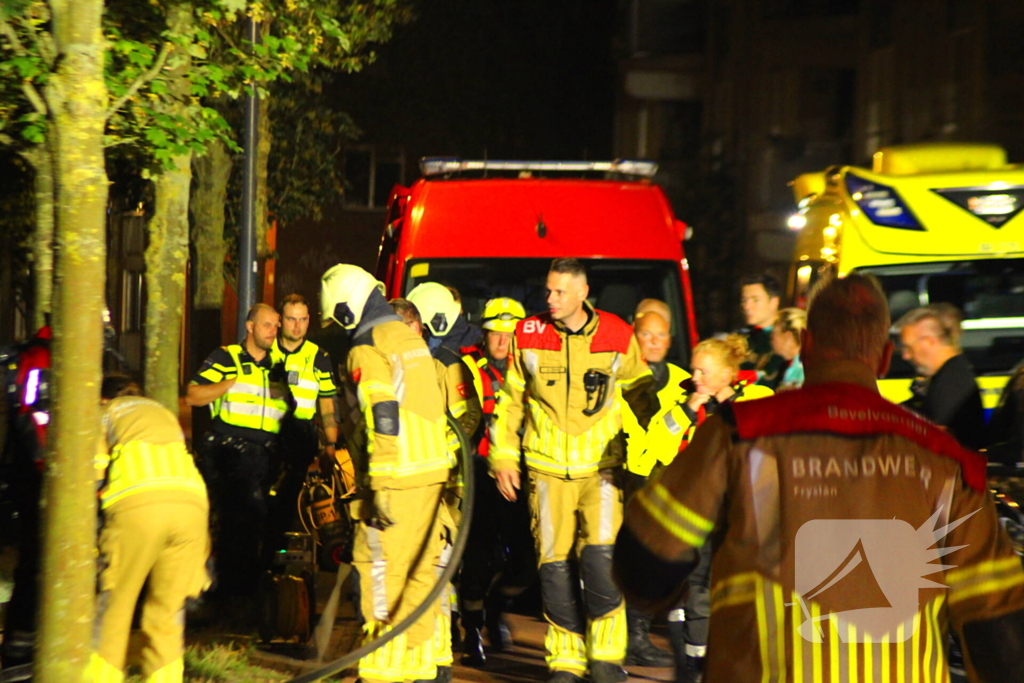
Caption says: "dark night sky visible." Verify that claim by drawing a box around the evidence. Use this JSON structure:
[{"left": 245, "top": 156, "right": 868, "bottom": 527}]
[{"left": 328, "top": 0, "right": 620, "bottom": 164}]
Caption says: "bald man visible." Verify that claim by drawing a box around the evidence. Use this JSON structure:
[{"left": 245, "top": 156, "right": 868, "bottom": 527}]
[{"left": 621, "top": 305, "right": 693, "bottom": 670}]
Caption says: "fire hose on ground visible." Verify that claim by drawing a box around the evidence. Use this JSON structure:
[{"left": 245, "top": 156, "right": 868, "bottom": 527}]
[{"left": 284, "top": 412, "right": 476, "bottom": 683}]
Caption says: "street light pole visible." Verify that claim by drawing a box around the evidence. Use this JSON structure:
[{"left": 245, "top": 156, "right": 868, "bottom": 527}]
[{"left": 237, "top": 15, "right": 259, "bottom": 340}]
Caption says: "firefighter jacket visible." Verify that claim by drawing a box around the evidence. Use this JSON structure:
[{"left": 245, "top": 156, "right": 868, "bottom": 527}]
[
  {"left": 347, "top": 318, "right": 450, "bottom": 491},
  {"left": 622, "top": 362, "right": 691, "bottom": 477},
  {"left": 95, "top": 396, "right": 208, "bottom": 512},
  {"left": 192, "top": 344, "right": 290, "bottom": 440},
  {"left": 433, "top": 338, "right": 482, "bottom": 442},
  {"left": 461, "top": 346, "right": 505, "bottom": 456},
  {"left": 270, "top": 338, "right": 337, "bottom": 420},
  {"left": 621, "top": 362, "right": 1024, "bottom": 683},
  {"left": 490, "top": 303, "right": 656, "bottom": 479}
]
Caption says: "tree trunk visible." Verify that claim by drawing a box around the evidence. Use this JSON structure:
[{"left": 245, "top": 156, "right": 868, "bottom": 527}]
[
  {"left": 25, "top": 146, "right": 56, "bottom": 332},
  {"left": 256, "top": 94, "right": 272, "bottom": 259},
  {"left": 37, "top": 2, "right": 107, "bottom": 682},
  {"left": 190, "top": 138, "right": 231, "bottom": 309},
  {"left": 144, "top": 3, "right": 193, "bottom": 412}
]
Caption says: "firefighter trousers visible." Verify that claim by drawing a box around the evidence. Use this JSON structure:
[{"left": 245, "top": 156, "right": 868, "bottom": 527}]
[
  {"left": 87, "top": 497, "right": 210, "bottom": 683},
  {"left": 527, "top": 469, "right": 626, "bottom": 674},
  {"left": 352, "top": 484, "right": 444, "bottom": 683}
]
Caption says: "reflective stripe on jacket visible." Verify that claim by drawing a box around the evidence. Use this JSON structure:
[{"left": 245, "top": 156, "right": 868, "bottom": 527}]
[
  {"left": 211, "top": 345, "right": 289, "bottom": 434},
  {"left": 622, "top": 362, "right": 692, "bottom": 476},
  {"left": 271, "top": 339, "right": 336, "bottom": 420},
  {"left": 490, "top": 304, "right": 656, "bottom": 479},
  {"left": 97, "top": 441, "right": 207, "bottom": 508}
]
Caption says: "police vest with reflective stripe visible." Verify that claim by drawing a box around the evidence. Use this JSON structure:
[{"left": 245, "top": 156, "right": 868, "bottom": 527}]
[
  {"left": 97, "top": 441, "right": 207, "bottom": 509},
  {"left": 273, "top": 340, "right": 322, "bottom": 420},
  {"left": 212, "top": 345, "right": 289, "bottom": 434}
]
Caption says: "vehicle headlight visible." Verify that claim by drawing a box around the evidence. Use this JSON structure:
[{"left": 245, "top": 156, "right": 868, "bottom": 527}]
[{"left": 845, "top": 173, "right": 923, "bottom": 230}]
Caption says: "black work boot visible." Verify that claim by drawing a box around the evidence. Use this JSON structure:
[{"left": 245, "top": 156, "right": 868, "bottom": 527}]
[
  {"left": 624, "top": 610, "right": 674, "bottom": 667},
  {"left": 677, "top": 654, "right": 705, "bottom": 683},
  {"left": 589, "top": 661, "right": 628, "bottom": 683},
  {"left": 548, "top": 671, "right": 585, "bottom": 683},
  {"left": 485, "top": 593, "right": 512, "bottom": 652},
  {"left": 460, "top": 609, "right": 486, "bottom": 667}
]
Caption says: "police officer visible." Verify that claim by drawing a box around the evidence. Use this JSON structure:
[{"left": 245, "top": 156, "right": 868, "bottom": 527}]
[
  {"left": 620, "top": 306, "right": 688, "bottom": 670},
  {"left": 615, "top": 274, "right": 1024, "bottom": 682},
  {"left": 492, "top": 258, "right": 657, "bottom": 683},
  {"left": 87, "top": 375, "right": 209, "bottom": 683},
  {"left": 320, "top": 264, "right": 452, "bottom": 683},
  {"left": 186, "top": 303, "right": 290, "bottom": 600},
  {"left": 458, "top": 297, "right": 535, "bottom": 666},
  {"left": 268, "top": 293, "right": 339, "bottom": 554}
]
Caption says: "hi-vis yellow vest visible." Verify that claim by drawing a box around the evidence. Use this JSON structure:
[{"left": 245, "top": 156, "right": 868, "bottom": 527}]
[
  {"left": 97, "top": 441, "right": 207, "bottom": 509},
  {"left": 212, "top": 345, "right": 289, "bottom": 434},
  {"left": 623, "top": 363, "right": 692, "bottom": 477},
  {"left": 272, "top": 340, "right": 323, "bottom": 421}
]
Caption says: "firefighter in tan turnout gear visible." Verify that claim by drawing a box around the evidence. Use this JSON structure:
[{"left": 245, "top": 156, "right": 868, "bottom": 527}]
[
  {"left": 88, "top": 375, "right": 210, "bottom": 683},
  {"left": 491, "top": 258, "right": 657, "bottom": 683},
  {"left": 320, "top": 264, "right": 451, "bottom": 683},
  {"left": 615, "top": 273, "right": 1024, "bottom": 683}
]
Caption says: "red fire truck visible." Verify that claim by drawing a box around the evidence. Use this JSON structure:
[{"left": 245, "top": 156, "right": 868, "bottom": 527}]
[{"left": 374, "top": 158, "right": 698, "bottom": 363}]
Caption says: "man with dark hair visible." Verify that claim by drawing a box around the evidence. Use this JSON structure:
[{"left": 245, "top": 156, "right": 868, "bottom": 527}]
[
  {"left": 186, "top": 302, "right": 290, "bottom": 600},
  {"left": 491, "top": 257, "right": 657, "bottom": 683},
  {"left": 615, "top": 273, "right": 1024, "bottom": 682},
  {"left": 896, "top": 304, "right": 986, "bottom": 450},
  {"left": 90, "top": 377, "right": 209, "bottom": 683},
  {"left": 267, "top": 293, "right": 339, "bottom": 555},
  {"left": 737, "top": 273, "right": 785, "bottom": 387}
]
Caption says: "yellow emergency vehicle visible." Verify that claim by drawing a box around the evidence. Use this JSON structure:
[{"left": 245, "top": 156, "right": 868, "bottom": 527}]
[{"left": 787, "top": 142, "right": 1024, "bottom": 411}]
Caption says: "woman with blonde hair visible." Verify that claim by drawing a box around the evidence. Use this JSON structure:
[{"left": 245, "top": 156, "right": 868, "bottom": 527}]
[
  {"left": 671, "top": 333, "right": 773, "bottom": 681},
  {"left": 771, "top": 308, "right": 806, "bottom": 391}
]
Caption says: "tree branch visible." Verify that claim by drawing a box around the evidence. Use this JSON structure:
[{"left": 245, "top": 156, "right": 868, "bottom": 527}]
[
  {"left": 0, "top": 16, "right": 49, "bottom": 116},
  {"left": 106, "top": 40, "right": 173, "bottom": 120}
]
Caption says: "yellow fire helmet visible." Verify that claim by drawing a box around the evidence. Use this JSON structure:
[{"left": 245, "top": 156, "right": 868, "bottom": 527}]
[
  {"left": 406, "top": 282, "right": 462, "bottom": 337},
  {"left": 481, "top": 297, "right": 526, "bottom": 332},
  {"left": 320, "top": 264, "right": 386, "bottom": 330}
]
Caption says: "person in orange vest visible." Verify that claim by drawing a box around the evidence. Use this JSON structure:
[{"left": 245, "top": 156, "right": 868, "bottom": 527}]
[{"left": 457, "top": 297, "right": 535, "bottom": 666}]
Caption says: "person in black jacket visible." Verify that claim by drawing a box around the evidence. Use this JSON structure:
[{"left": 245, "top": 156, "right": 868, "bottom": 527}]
[{"left": 896, "top": 303, "right": 986, "bottom": 450}]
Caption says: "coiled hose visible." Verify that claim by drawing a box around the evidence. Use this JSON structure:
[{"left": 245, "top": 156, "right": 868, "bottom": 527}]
[{"left": 284, "top": 413, "right": 475, "bottom": 683}]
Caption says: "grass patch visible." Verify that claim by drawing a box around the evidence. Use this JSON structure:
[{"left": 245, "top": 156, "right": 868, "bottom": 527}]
[{"left": 183, "top": 643, "right": 290, "bottom": 683}]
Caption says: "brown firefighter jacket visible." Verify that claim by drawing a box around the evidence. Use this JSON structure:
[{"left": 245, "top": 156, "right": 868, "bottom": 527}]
[
  {"left": 622, "top": 366, "right": 1024, "bottom": 683},
  {"left": 490, "top": 303, "right": 657, "bottom": 479}
]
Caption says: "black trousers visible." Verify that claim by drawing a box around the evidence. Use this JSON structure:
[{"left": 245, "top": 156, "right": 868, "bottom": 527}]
[
  {"left": 460, "top": 455, "right": 536, "bottom": 608},
  {"left": 198, "top": 431, "right": 275, "bottom": 598},
  {"left": 2, "top": 429, "right": 42, "bottom": 661},
  {"left": 266, "top": 418, "right": 319, "bottom": 557}
]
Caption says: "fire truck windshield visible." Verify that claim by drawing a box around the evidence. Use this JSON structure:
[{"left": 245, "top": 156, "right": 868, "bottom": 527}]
[
  {"left": 860, "top": 258, "right": 1024, "bottom": 379},
  {"left": 403, "top": 257, "right": 690, "bottom": 365}
]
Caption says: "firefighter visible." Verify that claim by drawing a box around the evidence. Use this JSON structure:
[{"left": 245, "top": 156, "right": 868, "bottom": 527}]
[
  {"left": 491, "top": 258, "right": 657, "bottom": 683},
  {"left": 620, "top": 307, "right": 688, "bottom": 670},
  {"left": 87, "top": 375, "right": 209, "bottom": 683},
  {"left": 406, "top": 282, "right": 482, "bottom": 437},
  {"left": 185, "top": 303, "right": 290, "bottom": 601},
  {"left": 320, "top": 264, "right": 451, "bottom": 683},
  {"left": 614, "top": 273, "right": 1024, "bottom": 682},
  {"left": 0, "top": 325, "right": 50, "bottom": 681},
  {"left": 458, "top": 297, "right": 535, "bottom": 666},
  {"left": 267, "top": 294, "right": 339, "bottom": 555}
]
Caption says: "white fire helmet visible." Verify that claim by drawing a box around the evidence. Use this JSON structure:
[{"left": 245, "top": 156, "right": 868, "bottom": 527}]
[
  {"left": 320, "top": 264, "right": 386, "bottom": 330},
  {"left": 406, "top": 282, "right": 461, "bottom": 337}
]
